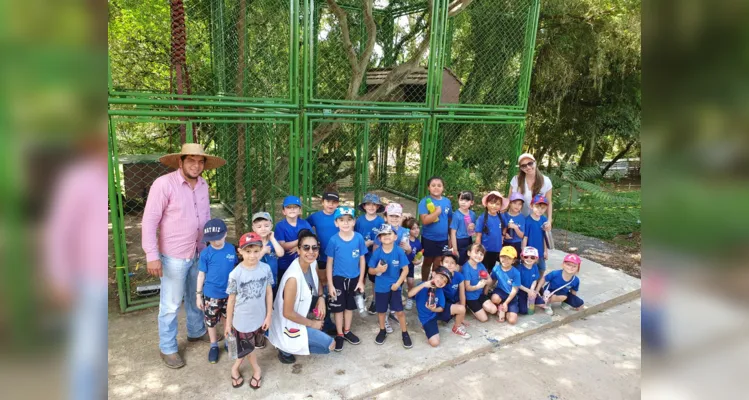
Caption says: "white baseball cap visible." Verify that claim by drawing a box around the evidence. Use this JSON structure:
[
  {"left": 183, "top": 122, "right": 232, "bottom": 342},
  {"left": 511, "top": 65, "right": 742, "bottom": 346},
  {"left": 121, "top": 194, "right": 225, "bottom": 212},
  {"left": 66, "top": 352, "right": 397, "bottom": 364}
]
[
  {"left": 518, "top": 153, "right": 536, "bottom": 164},
  {"left": 385, "top": 203, "right": 403, "bottom": 216}
]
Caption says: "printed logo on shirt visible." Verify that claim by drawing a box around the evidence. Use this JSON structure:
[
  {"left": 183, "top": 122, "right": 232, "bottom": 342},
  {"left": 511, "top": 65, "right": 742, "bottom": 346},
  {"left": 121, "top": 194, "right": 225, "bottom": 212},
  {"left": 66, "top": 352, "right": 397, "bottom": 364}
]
[
  {"left": 226, "top": 254, "right": 235, "bottom": 261},
  {"left": 392, "top": 260, "right": 400, "bottom": 267},
  {"left": 352, "top": 249, "right": 360, "bottom": 258}
]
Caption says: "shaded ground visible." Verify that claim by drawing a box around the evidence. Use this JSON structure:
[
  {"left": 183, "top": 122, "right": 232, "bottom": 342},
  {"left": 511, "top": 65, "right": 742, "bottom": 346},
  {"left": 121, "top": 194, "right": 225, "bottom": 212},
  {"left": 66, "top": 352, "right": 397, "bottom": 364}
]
[{"left": 553, "top": 228, "right": 641, "bottom": 278}]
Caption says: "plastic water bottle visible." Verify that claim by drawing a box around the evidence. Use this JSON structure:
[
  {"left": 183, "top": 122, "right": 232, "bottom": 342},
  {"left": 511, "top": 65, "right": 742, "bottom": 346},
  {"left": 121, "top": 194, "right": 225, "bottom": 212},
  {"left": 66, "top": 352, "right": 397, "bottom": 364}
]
[
  {"left": 376, "top": 259, "right": 386, "bottom": 276},
  {"left": 464, "top": 213, "right": 474, "bottom": 235},
  {"left": 426, "top": 287, "right": 437, "bottom": 308},
  {"left": 426, "top": 198, "right": 439, "bottom": 222},
  {"left": 413, "top": 250, "right": 424, "bottom": 264},
  {"left": 545, "top": 229, "right": 555, "bottom": 250},
  {"left": 528, "top": 297, "right": 536, "bottom": 315},
  {"left": 226, "top": 333, "right": 238, "bottom": 360},
  {"left": 354, "top": 292, "right": 367, "bottom": 316}
]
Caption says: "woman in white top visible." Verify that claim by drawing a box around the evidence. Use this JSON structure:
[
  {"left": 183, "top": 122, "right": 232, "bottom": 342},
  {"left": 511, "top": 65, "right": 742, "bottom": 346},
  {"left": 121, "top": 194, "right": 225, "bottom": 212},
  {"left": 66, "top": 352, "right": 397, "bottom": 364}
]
[
  {"left": 509, "top": 153, "right": 554, "bottom": 227},
  {"left": 268, "top": 230, "right": 334, "bottom": 364}
]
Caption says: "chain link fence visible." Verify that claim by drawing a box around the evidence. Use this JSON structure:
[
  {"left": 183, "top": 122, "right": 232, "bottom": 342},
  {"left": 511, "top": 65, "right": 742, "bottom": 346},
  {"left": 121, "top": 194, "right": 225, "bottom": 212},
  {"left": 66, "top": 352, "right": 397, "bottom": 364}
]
[
  {"left": 108, "top": 0, "right": 296, "bottom": 103},
  {"left": 438, "top": 0, "right": 539, "bottom": 111}
]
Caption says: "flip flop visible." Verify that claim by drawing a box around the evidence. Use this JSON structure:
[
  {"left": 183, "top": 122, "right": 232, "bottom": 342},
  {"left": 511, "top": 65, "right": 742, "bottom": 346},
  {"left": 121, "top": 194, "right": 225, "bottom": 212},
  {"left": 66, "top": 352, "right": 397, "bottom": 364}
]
[
  {"left": 249, "top": 375, "right": 262, "bottom": 390},
  {"left": 231, "top": 373, "right": 244, "bottom": 389}
]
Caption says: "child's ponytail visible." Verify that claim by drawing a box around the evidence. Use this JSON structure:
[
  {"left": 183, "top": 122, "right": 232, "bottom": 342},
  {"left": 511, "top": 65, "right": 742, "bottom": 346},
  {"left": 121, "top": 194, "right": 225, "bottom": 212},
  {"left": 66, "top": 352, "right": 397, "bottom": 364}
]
[{"left": 482, "top": 207, "right": 490, "bottom": 235}]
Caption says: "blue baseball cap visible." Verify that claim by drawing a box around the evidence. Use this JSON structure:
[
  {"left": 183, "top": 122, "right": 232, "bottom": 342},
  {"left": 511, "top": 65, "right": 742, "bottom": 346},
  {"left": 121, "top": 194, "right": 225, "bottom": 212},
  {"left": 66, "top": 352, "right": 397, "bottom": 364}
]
[
  {"left": 374, "top": 223, "right": 394, "bottom": 236},
  {"left": 283, "top": 195, "right": 302, "bottom": 208},
  {"left": 531, "top": 194, "right": 548, "bottom": 205},
  {"left": 203, "top": 219, "right": 227, "bottom": 242},
  {"left": 333, "top": 206, "right": 355, "bottom": 220}
]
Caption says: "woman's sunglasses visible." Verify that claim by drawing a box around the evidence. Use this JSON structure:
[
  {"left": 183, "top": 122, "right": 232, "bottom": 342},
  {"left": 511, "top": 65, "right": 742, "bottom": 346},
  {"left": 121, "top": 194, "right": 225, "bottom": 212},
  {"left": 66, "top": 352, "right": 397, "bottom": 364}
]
[
  {"left": 523, "top": 255, "right": 538, "bottom": 260},
  {"left": 301, "top": 245, "right": 320, "bottom": 252},
  {"left": 520, "top": 161, "right": 535, "bottom": 169}
]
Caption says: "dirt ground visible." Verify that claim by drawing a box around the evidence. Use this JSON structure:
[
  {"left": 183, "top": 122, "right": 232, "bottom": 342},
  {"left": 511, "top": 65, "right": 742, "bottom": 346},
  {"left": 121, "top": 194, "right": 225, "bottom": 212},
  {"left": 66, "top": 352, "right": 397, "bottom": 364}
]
[{"left": 552, "top": 228, "right": 641, "bottom": 278}]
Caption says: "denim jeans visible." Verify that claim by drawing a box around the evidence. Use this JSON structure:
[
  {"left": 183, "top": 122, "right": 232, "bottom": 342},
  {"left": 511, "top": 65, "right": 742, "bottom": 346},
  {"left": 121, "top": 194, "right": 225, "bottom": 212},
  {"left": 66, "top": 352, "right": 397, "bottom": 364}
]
[
  {"left": 70, "top": 282, "right": 107, "bottom": 400},
  {"left": 158, "top": 254, "right": 206, "bottom": 354}
]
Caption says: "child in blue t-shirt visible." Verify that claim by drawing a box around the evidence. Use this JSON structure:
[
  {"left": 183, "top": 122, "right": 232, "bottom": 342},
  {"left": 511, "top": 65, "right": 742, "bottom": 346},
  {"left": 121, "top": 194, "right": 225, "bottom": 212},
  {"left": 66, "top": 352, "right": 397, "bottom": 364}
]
[
  {"left": 475, "top": 191, "right": 509, "bottom": 271},
  {"left": 251, "top": 212, "right": 284, "bottom": 292},
  {"left": 515, "top": 246, "right": 545, "bottom": 315},
  {"left": 502, "top": 192, "right": 526, "bottom": 264},
  {"left": 440, "top": 252, "right": 471, "bottom": 338},
  {"left": 306, "top": 191, "right": 341, "bottom": 282},
  {"left": 488, "top": 246, "right": 521, "bottom": 324},
  {"left": 407, "top": 266, "right": 464, "bottom": 347},
  {"left": 537, "top": 253, "right": 584, "bottom": 316},
  {"left": 522, "top": 195, "right": 550, "bottom": 275},
  {"left": 462, "top": 243, "right": 498, "bottom": 322},
  {"left": 417, "top": 176, "right": 453, "bottom": 282},
  {"left": 402, "top": 217, "right": 423, "bottom": 311},
  {"left": 275, "top": 195, "right": 312, "bottom": 280},
  {"left": 368, "top": 224, "right": 412, "bottom": 348},
  {"left": 325, "top": 206, "right": 368, "bottom": 352},
  {"left": 196, "top": 219, "right": 239, "bottom": 363},
  {"left": 450, "top": 191, "right": 476, "bottom": 266},
  {"left": 355, "top": 193, "right": 386, "bottom": 302}
]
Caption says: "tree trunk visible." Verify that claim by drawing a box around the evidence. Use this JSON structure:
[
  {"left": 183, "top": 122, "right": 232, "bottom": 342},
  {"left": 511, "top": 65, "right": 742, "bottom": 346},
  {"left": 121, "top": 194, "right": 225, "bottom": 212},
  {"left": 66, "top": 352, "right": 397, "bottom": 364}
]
[
  {"left": 579, "top": 130, "right": 597, "bottom": 167},
  {"left": 601, "top": 139, "right": 636, "bottom": 176}
]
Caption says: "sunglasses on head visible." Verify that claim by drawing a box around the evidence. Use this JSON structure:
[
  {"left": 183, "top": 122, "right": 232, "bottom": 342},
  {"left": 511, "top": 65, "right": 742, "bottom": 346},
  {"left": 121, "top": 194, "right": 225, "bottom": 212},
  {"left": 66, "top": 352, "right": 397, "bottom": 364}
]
[
  {"left": 520, "top": 160, "right": 535, "bottom": 169},
  {"left": 301, "top": 244, "right": 320, "bottom": 252},
  {"left": 523, "top": 255, "right": 538, "bottom": 260}
]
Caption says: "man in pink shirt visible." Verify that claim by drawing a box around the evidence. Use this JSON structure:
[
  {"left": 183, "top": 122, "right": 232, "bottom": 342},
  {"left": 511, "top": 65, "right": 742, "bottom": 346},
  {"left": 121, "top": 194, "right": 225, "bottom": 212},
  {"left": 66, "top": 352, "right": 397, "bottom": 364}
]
[{"left": 142, "top": 143, "right": 226, "bottom": 368}]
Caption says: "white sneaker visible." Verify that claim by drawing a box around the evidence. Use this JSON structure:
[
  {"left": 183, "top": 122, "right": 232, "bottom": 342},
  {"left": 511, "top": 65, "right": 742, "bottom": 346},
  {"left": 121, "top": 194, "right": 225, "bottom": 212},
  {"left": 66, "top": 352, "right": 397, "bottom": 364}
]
[
  {"left": 544, "top": 305, "right": 554, "bottom": 316},
  {"left": 405, "top": 298, "right": 414, "bottom": 310},
  {"left": 384, "top": 317, "right": 394, "bottom": 333},
  {"left": 560, "top": 303, "right": 573, "bottom": 311}
]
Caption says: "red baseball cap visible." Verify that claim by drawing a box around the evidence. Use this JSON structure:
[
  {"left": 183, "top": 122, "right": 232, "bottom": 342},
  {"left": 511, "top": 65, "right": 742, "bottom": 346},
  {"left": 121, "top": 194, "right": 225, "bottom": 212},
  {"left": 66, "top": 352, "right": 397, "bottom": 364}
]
[
  {"left": 563, "top": 253, "right": 582, "bottom": 267},
  {"left": 238, "top": 232, "right": 263, "bottom": 248}
]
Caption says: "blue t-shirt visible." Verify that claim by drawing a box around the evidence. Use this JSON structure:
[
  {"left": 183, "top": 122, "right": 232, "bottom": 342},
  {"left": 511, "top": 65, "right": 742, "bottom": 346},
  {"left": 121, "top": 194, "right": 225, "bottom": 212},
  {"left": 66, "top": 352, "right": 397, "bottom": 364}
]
[
  {"left": 502, "top": 212, "right": 526, "bottom": 244},
  {"left": 260, "top": 242, "right": 279, "bottom": 287},
  {"left": 374, "top": 225, "right": 410, "bottom": 248},
  {"left": 524, "top": 215, "right": 548, "bottom": 258},
  {"left": 325, "top": 232, "right": 368, "bottom": 279},
  {"left": 450, "top": 209, "right": 477, "bottom": 239},
  {"left": 475, "top": 213, "right": 503, "bottom": 252},
  {"left": 490, "top": 265, "right": 521, "bottom": 294},
  {"left": 306, "top": 210, "right": 339, "bottom": 263},
  {"left": 516, "top": 264, "right": 540, "bottom": 289},
  {"left": 355, "top": 214, "right": 385, "bottom": 265},
  {"left": 544, "top": 269, "right": 580, "bottom": 295},
  {"left": 442, "top": 271, "right": 464, "bottom": 304},
  {"left": 275, "top": 217, "right": 313, "bottom": 272},
  {"left": 407, "top": 237, "right": 423, "bottom": 265},
  {"left": 368, "top": 246, "right": 409, "bottom": 293},
  {"left": 418, "top": 196, "right": 453, "bottom": 241},
  {"left": 198, "top": 243, "right": 238, "bottom": 299},
  {"left": 461, "top": 262, "right": 488, "bottom": 301},
  {"left": 414, "top": 286, "right": 445, "bottom": 325}
]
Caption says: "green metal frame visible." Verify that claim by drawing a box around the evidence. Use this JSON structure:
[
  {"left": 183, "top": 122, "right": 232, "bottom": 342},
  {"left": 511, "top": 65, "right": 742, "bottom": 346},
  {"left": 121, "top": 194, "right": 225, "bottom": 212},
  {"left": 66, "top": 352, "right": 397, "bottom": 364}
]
[{"left": 109, "top": 113, "right": 298, "bottom": 312}]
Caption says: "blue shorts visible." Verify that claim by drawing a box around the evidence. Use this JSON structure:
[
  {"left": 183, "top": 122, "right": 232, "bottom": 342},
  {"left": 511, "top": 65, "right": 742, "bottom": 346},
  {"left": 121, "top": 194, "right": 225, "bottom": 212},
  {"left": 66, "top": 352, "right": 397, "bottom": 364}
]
[
  {"left": 456, "top": 237, "right": 472, "bottom": 265},
  {"left": 407, "top": 262, "right": 415, "bottom": 279},
  {"left": 375, "top": 290, "right": 404, "bottom": 313},
  {"left": 422, "top": 237, "right": 448, "bottom": 257},
  {"left": 536, "top": 258, "right": 547, "bottom": 274},
  {"left": 491, "top": 287, "right": 520, "bottom": 314},
  {"left": 516, "top": 290, "right": 545, "bottom": 315},
  {"left": 438, "top": 301, "right": 454, "bottom": 322},
  {"left": 563, "top": 293, "right": 585, "bottom": 308}
]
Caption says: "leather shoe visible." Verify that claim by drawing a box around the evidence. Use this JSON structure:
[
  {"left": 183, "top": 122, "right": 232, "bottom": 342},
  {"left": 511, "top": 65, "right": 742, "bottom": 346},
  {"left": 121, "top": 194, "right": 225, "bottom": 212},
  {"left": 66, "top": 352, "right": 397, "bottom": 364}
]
[{"left": 160, "top": 352, "right": 185, "bottom": 369}]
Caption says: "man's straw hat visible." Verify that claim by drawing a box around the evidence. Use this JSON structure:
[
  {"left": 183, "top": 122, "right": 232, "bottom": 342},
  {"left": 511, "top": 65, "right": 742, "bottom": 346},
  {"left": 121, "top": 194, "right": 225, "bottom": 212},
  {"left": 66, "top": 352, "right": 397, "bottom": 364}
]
[{"left": 158, "top": 143, "right": 226, "bottom": 170}]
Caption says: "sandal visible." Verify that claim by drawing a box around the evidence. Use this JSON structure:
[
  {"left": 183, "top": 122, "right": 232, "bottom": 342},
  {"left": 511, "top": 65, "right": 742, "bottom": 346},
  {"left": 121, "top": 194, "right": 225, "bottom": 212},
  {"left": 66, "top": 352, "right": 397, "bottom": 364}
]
[
  {"left": 249, "top": 375, "right": 262, "bottom": 390},
  {"left": 231, "top": 373, "right": 244, "bottom": 389}
]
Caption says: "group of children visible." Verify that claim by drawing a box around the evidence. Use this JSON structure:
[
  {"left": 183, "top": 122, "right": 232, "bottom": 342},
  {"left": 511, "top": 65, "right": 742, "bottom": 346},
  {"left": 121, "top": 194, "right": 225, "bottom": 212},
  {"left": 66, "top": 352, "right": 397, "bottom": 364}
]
[{"left": 194, "top": 176, "right": 585, "bottom": 388}]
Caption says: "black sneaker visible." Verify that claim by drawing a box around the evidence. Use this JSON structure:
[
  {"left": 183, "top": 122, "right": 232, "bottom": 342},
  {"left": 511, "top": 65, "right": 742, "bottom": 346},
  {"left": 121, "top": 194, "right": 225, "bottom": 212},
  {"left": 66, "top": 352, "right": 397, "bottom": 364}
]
[
  {"left": 334, "top": 335, "right": 344, "bottom": 352},
  {"left": 375, "top": 329, "right": 387, "bottom": 345},
  {"left": 402, "top": 332, "right": 413, "bottom": 349},
  {"left": 277, "top": 350, "right": 296, "bottom": 364},
  {"left": 343, "top": 331, "right": 361, "bottom": 345},
  {"left": 367, "top": 300, "right": 377, "bottom": 315},
  {"left": 254, "top": 334, "right": 266, "bottom": 349}
]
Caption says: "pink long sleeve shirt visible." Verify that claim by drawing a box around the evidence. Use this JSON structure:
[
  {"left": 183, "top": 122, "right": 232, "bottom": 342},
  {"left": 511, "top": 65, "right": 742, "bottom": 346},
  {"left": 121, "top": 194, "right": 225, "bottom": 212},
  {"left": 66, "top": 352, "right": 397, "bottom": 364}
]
[{"left": 141, "top": 170, "right": 211, "bottom": 262}]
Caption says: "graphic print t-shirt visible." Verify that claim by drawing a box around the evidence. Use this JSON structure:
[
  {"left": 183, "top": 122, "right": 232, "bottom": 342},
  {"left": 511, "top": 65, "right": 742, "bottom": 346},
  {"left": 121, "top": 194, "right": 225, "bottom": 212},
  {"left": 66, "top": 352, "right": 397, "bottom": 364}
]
[{"left": 226, "top": 262, "right": 274, "bottom": 332}]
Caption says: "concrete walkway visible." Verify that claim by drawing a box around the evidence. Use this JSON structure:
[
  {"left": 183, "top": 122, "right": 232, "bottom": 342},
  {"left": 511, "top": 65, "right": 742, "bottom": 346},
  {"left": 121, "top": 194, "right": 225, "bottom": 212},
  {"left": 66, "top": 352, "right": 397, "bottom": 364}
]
[
  {"left": 108, "top": 251, "right": 640, "bottom": 400},
  {"left": 376, "top": 300, "right": 641, "bottom": 400}
]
